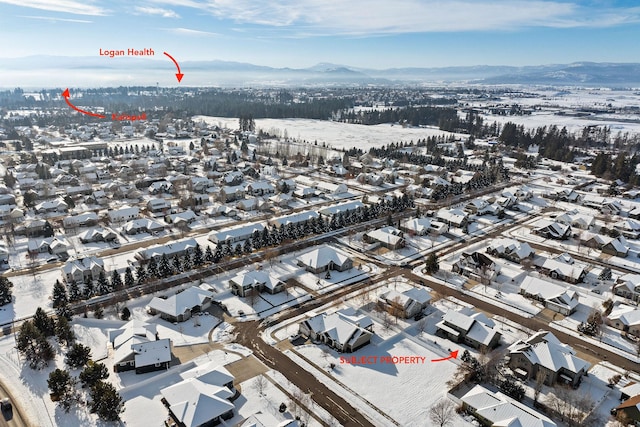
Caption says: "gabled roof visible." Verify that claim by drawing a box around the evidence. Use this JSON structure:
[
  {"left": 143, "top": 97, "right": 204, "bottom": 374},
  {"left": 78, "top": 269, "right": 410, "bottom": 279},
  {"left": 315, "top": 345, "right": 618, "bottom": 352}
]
[
  {"left": 508, "top": 331, "right": 589, "bottom": 375},
  {"left": 297, "top": 245, "right": 351, "bottom": 270},
  {"left": 488, "top": 238, "right": 534, "bottom": 260},
  {"left": 608, "top": 304, "right": 640, "bottom": 326},
  {"left": 520, "top": 276, "right": 578, "bottom": 311},
  {"left": 462, "top": 385, "right": 556, "bottom": 427},
  {"left": 161, "top": 378, "right": 234, "bottom": 427},
  {"left": 303, "top": 309, "right": 373, "bottom": 347},
  {"left": 148, "top": 286, "right": 213, "bottom": 318},
  {"left": 229, "top": 270, "right": 281, "bottom": 291},
  {"left": 132, "top": 338, "right": 171, "bottom": 367}
]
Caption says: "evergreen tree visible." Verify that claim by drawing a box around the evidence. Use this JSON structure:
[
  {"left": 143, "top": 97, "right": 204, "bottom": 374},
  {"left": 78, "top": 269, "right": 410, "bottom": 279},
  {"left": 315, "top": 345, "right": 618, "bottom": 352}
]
[
  {"left": 48, "top": 368, "right": 79, "bottom": 412},
  {"left": 94, "top": 306, "right": 104, "bottom": 319},
  {"left": 425, "top": 253, "right": 440, "bottom": 274},
  {"left": 124, "top": 267, "right": 135, "bottom": 288},
  {"left": 96, "top": 271, "right": 110, "bottom": 295},
  {"left": 182, "top": 252, "right": 193, "bottom": 271},
  {"left": 193, "top": 243, "right": 204, "bottom": 266},
  {"left": 120, "top": 306, "right": 131, "bottom": 321},
  {"left": 234, "top": 243, "right": 243, "bottom": 256},
  {"left": 135, "top": 264, "right": 147, "bottom": 285},
  {"left": 159, "top": 254, "right": 173, "bottom": 277},
  {"left": 33, "top": 307, "right": 55, "bottom": 336},
  {"left": 83, "top": 280, "right": 94, "bottom": 299},
  {"left": 17, "top": 320, "right": 54, "bottom": 369},
  {"left": 56, "top": 302, "right": 73, "bottom": 321},
  {"left": 172, "top": 255, "right": 182, "bottom": 273},
  {"left": 110, "top": 270, "right": 123, "bottom": 291},
  {"left": 204, "top": 245, "right": 214, "bottom": 263},
  {"left": 89, "top": 381, "right": 125, "bottom": 421},
  {"left": 68, "top": 281, "right": 81, "bottom": 302},
  {"left": 55, "top": 316, "right": 75, "bottom": 346},
  {"left": 146, "top": 257, "right": 159, "bottom": 278},
  {"left": 0, "top": 276, "right": 13, "bottom": 306},
  {"left": 79, "top": 361, "right": 109, "bottom": 388},
  {"left": 65, "top": 343, "right": 92, "bottom": 369}
]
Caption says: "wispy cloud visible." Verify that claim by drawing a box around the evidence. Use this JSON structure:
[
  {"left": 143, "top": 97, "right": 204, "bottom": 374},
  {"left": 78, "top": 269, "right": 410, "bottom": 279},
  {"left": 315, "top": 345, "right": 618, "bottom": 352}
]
[
  {"left": 19, "top": 15, "right": 92, "bottom": 23},
  {"left": 149, "top": 0, "right": 640, "bottom": 35},
  {"left": 0, "top": 0, "right": 106, "bottom": 16},
  {"left": 165, "top": 27, "right": 221, "bottom": 36},
  {"left": 134, "top": 6, "right": 180, "bottom": 18}
]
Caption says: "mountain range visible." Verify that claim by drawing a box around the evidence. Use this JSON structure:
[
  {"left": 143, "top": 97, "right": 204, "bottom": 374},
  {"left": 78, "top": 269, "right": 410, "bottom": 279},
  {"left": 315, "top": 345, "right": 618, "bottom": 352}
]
[{"left": 2, "top": 56, "right": 640, "bottom": 88}]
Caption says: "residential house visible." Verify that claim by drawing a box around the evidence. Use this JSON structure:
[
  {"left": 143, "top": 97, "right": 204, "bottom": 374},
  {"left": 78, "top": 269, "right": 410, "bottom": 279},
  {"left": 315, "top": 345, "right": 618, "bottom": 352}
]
[
  {"left": 222, "top": 171, "right": 244, "bottom": 186},
  {"left": 363, "top": 226, "right": 405, "bottom": 250},
  {"left": 148, "top": 180, "right": 173, "bottom": 194},
  {"left": 519, "top": 276, "right": 579, "bottom": 315},
  {"left": 377, "top": 287, "right": 431, "bottom": 318},
  {"left": 147, "top": 286, "right": 213, "bottom": 323},
  {"left": 532, "top": 219, "right": 571, "bottom": 240},
  {"left": 602, "top": 236, "right": 630, "bottom": 257},
  {"left": 27, "top": 237, "right": 70, "bottom": 256},
  {"left": 538, "top": 257, "right": 585, "bottom": 284},
  {"left": 613, "top": 395, "right": 640, "bottom": 426},
  {"left": 452, "top": 251, "right": 499, "bottom": 282},
  {"left": 614, "top": 273, "right": 640, "bottom": 302},
  {"left": 228, "top": 270, "right": 284, "bottom": 297},
  {"left": 147, "top": 198, "right": 172, "bottom": 214},
  {"left": 108, "top": 206, "right": 140, "bottom": 223},
  {"left": 208, "top": 222, "right": 265, "bottom": 245},
  {"left": 436, "top": 208, "right": 469, "bottom": 228},
  {"left": 245, "top": 181, "right": 275, "bottom": 197},
  {"left": 614, "top": 219, "right": 640, "bottom": 239},
  {"left": 486, "top": 238, "right": 535, "bottom": 263},
  {"left": 109, "top": 320, "right": 172, "bottom": 374},
  {"left": 299, "top": 308, "right": 373, "bottom": 352},
  {"left": 268, "top": 211, "right": 320, "bottom": 228},
  {"left": 436, "top": 308, "right": 501, "bottom": 350},
  {"left": 318, "top": 201, "right": 364, "bottom": 217},
  {"left": 400, "top": 217, "right": 448, "bottom": 236},
  {"left": 78, "top": 227, "right": 117, "bottom": 243},
  {"left": 61, "top": 256, "right": 105, "bottom": 283},
  {"left": 508, "top": 331, "right": 590, "bottom": 387},
  {"left": 236, "top": 197, "right": 266, "bottom": 212},
  {"left": 461, "top": 385, "right": 557, "bottom": 427},
  {"left": 63, "top": 212, "right": 99, "bottom": 229},
  {"left": 15, "top": 219, "right": 53, "bottom": 238},
  {"left": 296, "top": 245, "right": 352, "bottom": 274},
  {"left": 606, "top": 303, "right": 640, "bottom": 336},
  {"left": 160, "top": 374, "right": 235, "bottom": 427},
  {"left": 555, "top": 211, "right": 594, "bottom": 230},
  {"left": 34, "top": 199, "right": 68, "bottom": 214},
  {"left": 165, "top": 210, "right": 198, "bottom": 225},
  {"left": 135, "top": 237, "right": 197, "bottom": 263},
  {"left": 123, "top": 218, "right": 165, "bottom": 235},
  {"left": 219, "top": 185, "right": 245, "bottom": 203}
]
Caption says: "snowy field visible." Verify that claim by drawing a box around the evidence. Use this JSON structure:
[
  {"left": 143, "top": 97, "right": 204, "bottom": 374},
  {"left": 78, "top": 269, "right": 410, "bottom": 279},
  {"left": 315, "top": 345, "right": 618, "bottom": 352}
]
[
  {"left": 195, "top": 115, "right": 466, "bottom": 150},
  {"left": 293, "top": 335, "right": 473, "bottom": 427}
]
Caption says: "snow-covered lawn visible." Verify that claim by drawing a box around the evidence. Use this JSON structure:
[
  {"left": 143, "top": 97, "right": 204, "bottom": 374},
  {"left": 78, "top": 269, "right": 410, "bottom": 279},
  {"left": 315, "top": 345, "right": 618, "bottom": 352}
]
[{"left": 294, "top": 335, "right": 467, "bottom": 427}]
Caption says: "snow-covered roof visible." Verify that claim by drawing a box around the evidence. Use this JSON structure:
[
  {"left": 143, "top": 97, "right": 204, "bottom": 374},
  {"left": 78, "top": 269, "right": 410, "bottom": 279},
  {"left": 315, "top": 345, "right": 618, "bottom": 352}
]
[
  {"left": 229, "top": 270, "right": 281, "bottom": 291},
  {"left": 270, "top": 211, "right": 319, "bottom": 227},
  {"left": 148, "top": 287, "right": 213, "bottom": 318},
  {"left": 508, "top": 331, "right": 589, "bottom": 375},
  {"left": 401, "top": 217, "right": 448, "bottom": 233},
  {"left": 462, "top": 385, "right": 557, "bottom": 427},
  {"left": 132, "top": 338, "right": 172, "bottom": 367},
  {"left": 181, "top": 361, "right": 235, "bottom": 387},
  {"left": 161, "top": 378, "right": 235, "bottom": 427},
  {"left": 137, "top": 237, "right": 197, "bottom": 260},
  {"left": 540, "top": 258, "right": 584, "bottom": 280},
  {"left": 208, "top": 222, "right": 265, "bottom": 244},
  {"left": 303, "top": 310, "right": 373, "bottom": 347},
  {"left": 318, "top": 200, "right": 364, "bottom": 216},
  {"left": 608, "top": 304, "right": 640, "bottom": 327},
  {"left": 297, "top": 244, "right": 351, "bottom": 270},
  {"left": 520, "top": 276, "right": 579, "bottom": 311}
]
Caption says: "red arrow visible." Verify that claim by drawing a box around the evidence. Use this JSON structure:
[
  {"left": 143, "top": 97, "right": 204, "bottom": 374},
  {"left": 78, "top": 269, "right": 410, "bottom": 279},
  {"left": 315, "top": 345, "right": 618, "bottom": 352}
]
[
  {"left": 163, "top": 51, "right": 184, "bottom": 83},
  {"left": 431, "top": 350, "right": 458, "bottom": 362},
  {"left": 61, "top": 88, "right": 106, "bottom": 119}
]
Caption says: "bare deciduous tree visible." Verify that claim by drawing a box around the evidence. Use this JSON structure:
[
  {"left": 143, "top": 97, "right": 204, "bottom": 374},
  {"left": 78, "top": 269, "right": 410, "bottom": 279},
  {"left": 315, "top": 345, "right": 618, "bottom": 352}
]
[
  {"left": 534, "top": 371, "right": 546, "bottom": 403},
  {"left": 429, "top": 399, "right": 456, "bottom": 427},
  {"left": 415, "top": 318, "right": 428, "bottom": 336},
  {"left": 253, "top": 375, "right": 268, "bottom": 396}
]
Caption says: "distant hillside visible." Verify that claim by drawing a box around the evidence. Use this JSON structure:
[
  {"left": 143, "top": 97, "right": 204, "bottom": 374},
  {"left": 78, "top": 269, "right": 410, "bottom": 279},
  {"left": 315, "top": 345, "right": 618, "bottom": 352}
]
[{"left": 2, "top": 56, "right": 640, "bottom": 88}]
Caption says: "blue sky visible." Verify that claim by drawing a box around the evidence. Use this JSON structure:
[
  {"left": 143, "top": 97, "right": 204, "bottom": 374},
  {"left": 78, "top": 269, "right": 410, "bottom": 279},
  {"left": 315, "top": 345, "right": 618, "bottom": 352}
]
[{"left": 0, "top": 0, "right": 639, "bottom": 69}]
